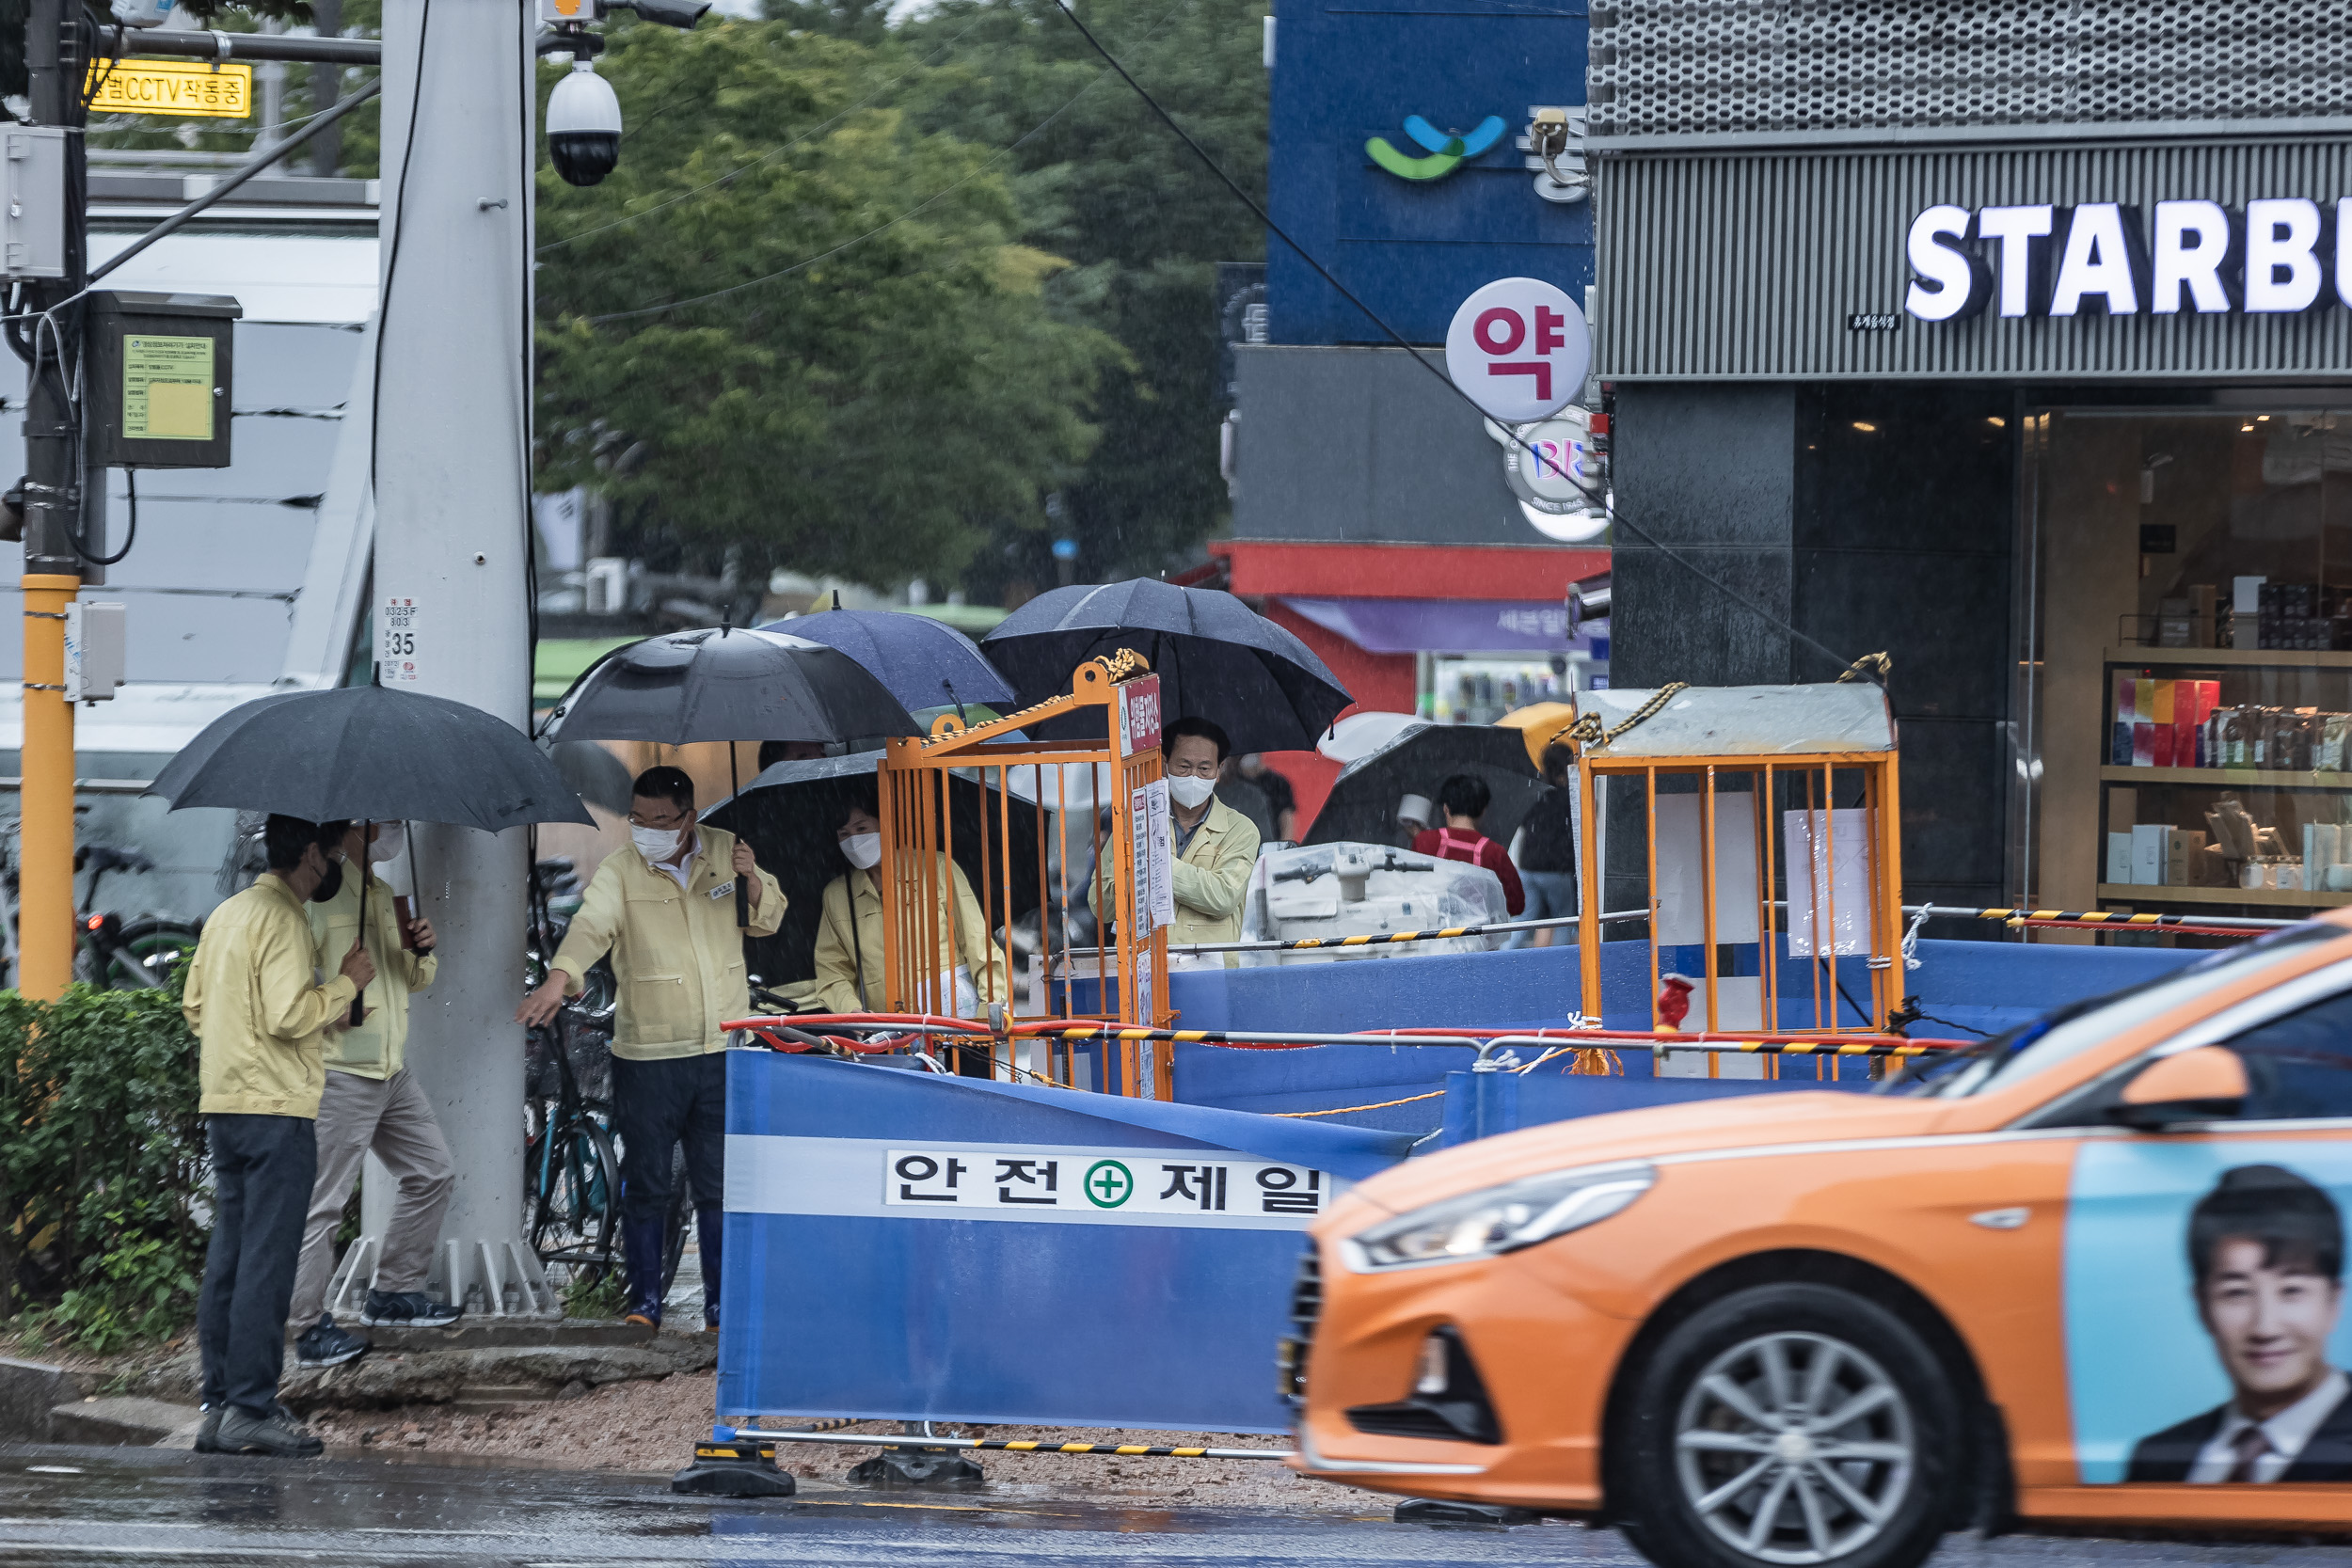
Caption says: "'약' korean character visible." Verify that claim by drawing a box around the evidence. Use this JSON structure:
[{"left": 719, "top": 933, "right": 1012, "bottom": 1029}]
[
  {"left": 1158, "top": 1164, "right": 1229, "bottom": 1212},
  {"left": 994, "top": 1157, "right": 1060, "bottom": 1205},
  {"left": 1257, "top": 1166, "right": 1323, "bottom": 1215},
  {"left": 894, "top": 1153, "right": 967, "bottom": 1203}
]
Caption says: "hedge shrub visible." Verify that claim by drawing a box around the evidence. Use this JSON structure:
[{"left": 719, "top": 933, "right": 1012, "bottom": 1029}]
[{"left": 0, "top": 980, "right": 207, "bottom": 1352}]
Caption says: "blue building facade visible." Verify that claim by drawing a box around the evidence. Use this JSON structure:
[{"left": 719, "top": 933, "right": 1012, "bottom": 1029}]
[{"left": 1263, "top": 0, "right": 1590, "bottom": 346}]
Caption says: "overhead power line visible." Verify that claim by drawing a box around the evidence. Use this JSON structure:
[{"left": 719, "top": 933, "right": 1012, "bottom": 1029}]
[{"left": 1041, "top": 0, "right": 1869, "bottom": 685}]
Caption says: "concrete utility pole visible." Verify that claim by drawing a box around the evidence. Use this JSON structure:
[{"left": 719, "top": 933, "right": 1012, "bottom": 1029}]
[
  {"left": 365, "top": 0, "right": 551, "bottom": 1314},
  {"left": 18, "top": 0, "right": 87, "bottom": 1002}
]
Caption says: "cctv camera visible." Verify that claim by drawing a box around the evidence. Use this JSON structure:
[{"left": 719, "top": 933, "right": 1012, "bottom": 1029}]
[{"left": 546, "top": 62, "right": 622, "bottom": 187}]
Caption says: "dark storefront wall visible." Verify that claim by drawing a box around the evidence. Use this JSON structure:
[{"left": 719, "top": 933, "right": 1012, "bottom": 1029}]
[{"left": 1607, "top": 382, "right": 2015, "bottom": 916}]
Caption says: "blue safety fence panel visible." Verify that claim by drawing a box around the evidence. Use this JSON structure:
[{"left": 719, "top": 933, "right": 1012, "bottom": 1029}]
[
  {"left": 1437, "top": 1064, "right": 1876, "bottom": 1148},
  {"left": 1154, "top": 936, "right": 2213, "bottom": 1129},
  {"left": 719, "top": 1053, "right": 1411, "bottom": 1433}
]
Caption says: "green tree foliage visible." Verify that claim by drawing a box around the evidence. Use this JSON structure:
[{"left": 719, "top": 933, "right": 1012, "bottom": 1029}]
[
  {"left": 535, "top": 18, "right": 1120, "bottom": 588},
  {"left": 0, "top": 981, "right": 208, "bottom": 1353},
  {"left": 875, "top": 0, "right": 1270, "bottom": 591}
]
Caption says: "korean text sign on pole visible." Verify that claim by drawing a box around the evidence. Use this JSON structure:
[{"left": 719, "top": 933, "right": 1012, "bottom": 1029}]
[{"left": 1443, "top": 277, "right": 1590, "bottom": 424}]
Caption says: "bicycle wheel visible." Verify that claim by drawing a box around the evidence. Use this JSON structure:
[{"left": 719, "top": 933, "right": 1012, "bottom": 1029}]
[{"left": 532, "top": 1115, "right": 621, "bottom": 1284}]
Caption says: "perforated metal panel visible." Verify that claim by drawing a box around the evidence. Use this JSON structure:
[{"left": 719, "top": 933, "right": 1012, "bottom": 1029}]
[{"left": 1588, "top": 2, "right": 2352, "bottom": 138}]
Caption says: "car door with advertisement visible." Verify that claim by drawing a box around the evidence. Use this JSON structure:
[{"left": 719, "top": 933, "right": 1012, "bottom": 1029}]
[{"left": 2059, "top": 961, "right": 2352, "bottom": 1516}]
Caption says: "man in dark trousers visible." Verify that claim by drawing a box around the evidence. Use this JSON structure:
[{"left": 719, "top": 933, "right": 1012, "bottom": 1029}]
[
  {"left": 2127, "top": 1164, "right": 2352, "bottom": 1481},
  {"left": 183, "top": 816, "right": 374, "bottom": 1457},
  {"left": 515, "top": 766, "right": 782, "bottom": 1328}
]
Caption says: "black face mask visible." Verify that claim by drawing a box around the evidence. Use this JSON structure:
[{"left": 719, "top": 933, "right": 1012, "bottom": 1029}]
[{"left": 308, "top": 857, "right": 344, "bottom": 904}]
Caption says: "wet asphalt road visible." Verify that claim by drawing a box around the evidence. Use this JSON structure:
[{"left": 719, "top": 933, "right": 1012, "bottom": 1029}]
[{"left": 8, "top": 1446, "right": 2352, "bottom": 1568}]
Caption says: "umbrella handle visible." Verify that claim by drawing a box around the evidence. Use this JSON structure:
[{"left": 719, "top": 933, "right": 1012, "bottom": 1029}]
[
  {"left": 349, "top": 855, "right": 368, "bottom": 1028},
  {"left": 731, "top": 745, "right": 751, "bottom": 930}
]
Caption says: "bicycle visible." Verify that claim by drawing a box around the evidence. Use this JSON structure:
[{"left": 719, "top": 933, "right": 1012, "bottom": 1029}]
[{"left": 524, "top": 997, "right": 624, "bottom": 1292}]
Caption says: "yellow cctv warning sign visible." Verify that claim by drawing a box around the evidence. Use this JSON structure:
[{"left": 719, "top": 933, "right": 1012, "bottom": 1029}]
[{"left": 86, "top": 59, "right": 252, "bottom": 119}]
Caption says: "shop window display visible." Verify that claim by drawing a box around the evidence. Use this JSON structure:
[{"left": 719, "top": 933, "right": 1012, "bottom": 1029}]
[{"left": 2025, "top": 408, "right": 2352, "bottom": 919}]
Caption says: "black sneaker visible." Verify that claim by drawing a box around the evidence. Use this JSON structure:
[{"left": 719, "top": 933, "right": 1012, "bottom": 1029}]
[
  {"left": 294, "top": 1314, "right": 369, "bottom": 1368},
  {"left": 194, "top": 1404, "right": 223, "bottom": 1453},
  {"left": 215, "top": 1403, "right": 324, "bottom": 1458},
  {"left": 361, "top": 1289, "right": 462, "bottom": 1327}
]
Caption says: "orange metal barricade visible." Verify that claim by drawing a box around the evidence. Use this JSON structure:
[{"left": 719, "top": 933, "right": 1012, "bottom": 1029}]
[
  {"left": 873, "top": 653, "right": 1176, "bottom": 1098},
  {"left": 1569, "top": 686, "right": 1906, "bottom": 1055}
]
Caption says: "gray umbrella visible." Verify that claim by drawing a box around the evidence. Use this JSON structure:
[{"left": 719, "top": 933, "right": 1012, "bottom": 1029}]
[{"left": 146, "top": 683, "right": 592, "bottom": 831}]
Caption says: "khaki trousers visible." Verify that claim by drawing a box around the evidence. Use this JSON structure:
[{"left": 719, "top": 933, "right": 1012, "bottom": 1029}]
[{"left": 287, "top": 1068, "right": 454, "bottom": 1328}]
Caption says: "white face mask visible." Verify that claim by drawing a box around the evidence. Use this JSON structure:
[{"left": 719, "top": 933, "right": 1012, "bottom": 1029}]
[
  {"left": 631, "top": 823, "right": 685, "bottom": 863},
  {"left": 368, "top": 823, "right": 405, "bottom": 863},
  {"left": 841, "top": 832, "right": 882, "bottom": 870},
  {"left": 1167, "top": 774, "right": 1216, "bottom": 810}
]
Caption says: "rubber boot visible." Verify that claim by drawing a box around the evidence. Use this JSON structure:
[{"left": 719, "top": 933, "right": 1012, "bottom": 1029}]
[
  {"left": 622, "top": 1217, "right": 666, "bottom": 1327},
  {"left": 695, "top": 1205, "right": 723, "bottom": 1330}
]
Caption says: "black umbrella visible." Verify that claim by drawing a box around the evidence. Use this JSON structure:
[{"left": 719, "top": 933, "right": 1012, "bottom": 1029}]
[
  {"left": 700, "top": 752, "right": 1042, "bottom": 990},
  {"left": 980, "top": 579, "right": 1352, "bottom": 754},
  {"left": 540, "top": 626, "right": 921, "bottom": 924},
  {"left": 539, "top": 626, "right": 920, "bottom": 748},
  {"left": 1304, "top": 723, "right": 1545, "bottom": 850},
  {"left": 146, "top": 684, "right": 593, "bottom": 831},
  {"left": 148, "top": 683, "right": 596, "bottom": 1029}
]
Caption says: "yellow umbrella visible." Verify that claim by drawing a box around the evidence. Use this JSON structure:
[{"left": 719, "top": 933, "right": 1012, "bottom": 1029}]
[{"left": 1499, "top": 701, "right": 1580, "bottom": 770}]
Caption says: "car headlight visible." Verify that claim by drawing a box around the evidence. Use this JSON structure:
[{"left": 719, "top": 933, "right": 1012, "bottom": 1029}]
[{"left": 1342, "top": 1162, "right": 1655, "bottom": 1271}]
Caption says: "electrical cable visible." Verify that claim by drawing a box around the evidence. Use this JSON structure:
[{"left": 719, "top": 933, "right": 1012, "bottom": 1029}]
[
  {"left": 369, "top": 0, "right": 432, "bottom": 506},
  {"left": 519, "top": 5, "right": 541, "bottom": 670},
  {"left": 68, "top": 467, "right": 135, "bottom": 567},
  {"left": 1041, "top": 0, "right": 1871, "bottom": 685},
  {"left": 585, "top": 0, "right": 1189, "bottom": 325},
  {"left": 536, "top": 5, "right": 1000, "bottom": 254}
]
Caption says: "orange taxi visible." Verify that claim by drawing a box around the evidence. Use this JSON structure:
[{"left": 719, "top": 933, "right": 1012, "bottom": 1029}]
[{"left": 1286, "top": 913, "right": 2352, "bottom": 1567}]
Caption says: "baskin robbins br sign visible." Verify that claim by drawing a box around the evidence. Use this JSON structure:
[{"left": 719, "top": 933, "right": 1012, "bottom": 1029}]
[{"left": 1901, "top": 198, "right": 2352, "bottom": 322}]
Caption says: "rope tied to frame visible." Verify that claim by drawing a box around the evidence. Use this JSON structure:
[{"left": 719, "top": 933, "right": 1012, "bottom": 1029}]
[
  {"left": 1566, "top": 681, "right": 1689, "bottom": 752},
  {"left": 1837, "top": 652, "right": 1893, "bottom": 685}
]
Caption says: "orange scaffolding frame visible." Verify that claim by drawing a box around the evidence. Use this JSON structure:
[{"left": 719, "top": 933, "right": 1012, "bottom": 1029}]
[
  {"left": 875, "top": 654, "right": 1176, "bottom": 1098},
  {"left": 1571, "top": 692, "right": 1906, "bottom": 1054}
]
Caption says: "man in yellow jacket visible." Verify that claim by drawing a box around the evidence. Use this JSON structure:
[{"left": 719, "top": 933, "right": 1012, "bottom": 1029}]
[
  {"left": 285, "top": 820, "right": 452, "bottom": 1372},
  {"left": 812, "top": 781, "right": 1009, "bottom": 1034},
  {"left": 1095, "top": 717, "right": 1262, "bottom": 957},
  {"left": 183, "top": 816, "right": 373, "bottom": 1459},
  {"left": 516, "top": 766, "right": 782, "bottom": 1328}
]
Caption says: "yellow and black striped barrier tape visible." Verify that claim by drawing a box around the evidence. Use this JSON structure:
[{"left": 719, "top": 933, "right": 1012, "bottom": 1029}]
[
  {"left": 730, "top": 1428, "right": 1293, "bottom": 1461},
  {"left": 1979, "top": 907, "right": 2200, "bottom": 927},
  {"left": 1277, "top": 925, "right": 1478, "bottom": 949}
]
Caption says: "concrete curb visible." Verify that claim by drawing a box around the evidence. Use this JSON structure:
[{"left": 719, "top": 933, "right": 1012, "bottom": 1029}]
[{"left": 0, "top": 1357, "right": 89, "bottom": 1442}]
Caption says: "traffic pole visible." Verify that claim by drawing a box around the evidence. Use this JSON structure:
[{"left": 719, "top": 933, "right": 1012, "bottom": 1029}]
[
  {"left": 364, "top": 0, "right": 551, "bottom": 1315},
  {"left": 17, "top": 0, "right": 85, "bottom": 1001}
]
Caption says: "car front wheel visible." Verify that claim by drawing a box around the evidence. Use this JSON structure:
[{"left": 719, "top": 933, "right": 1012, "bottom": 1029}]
[{"left": 1614, "top": 1283, "right": 1956, "bottom": 1568}]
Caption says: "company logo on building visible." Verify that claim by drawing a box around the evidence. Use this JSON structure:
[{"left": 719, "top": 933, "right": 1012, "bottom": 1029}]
[
  {"left": 1366, "top": 115, "right": 1506, "bottom": 181},
  {"left": 1903, "top": 198, "right": 2352, "bottom": 322}
]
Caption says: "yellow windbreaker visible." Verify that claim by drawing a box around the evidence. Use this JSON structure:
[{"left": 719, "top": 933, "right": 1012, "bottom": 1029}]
[
  {"left": 309, "top": 872, "right": 437, "bottom": 1080},
  {"left": 549, "top": 827, "right": 784, "bottom": 1060},
  {"left": 810, "top": 856, "right": 1010, "bottom": 1017},
  {"left": 183, "top": 873, "right": 360, "bottom": 1119},
  {"left": 1095, "top": 794, "right": 1262, "bottom": 950}
]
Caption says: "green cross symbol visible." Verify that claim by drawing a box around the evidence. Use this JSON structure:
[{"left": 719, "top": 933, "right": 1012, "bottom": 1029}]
[{"left": 1084, "top": 1160, "right": 1134, "bottom": 1209}]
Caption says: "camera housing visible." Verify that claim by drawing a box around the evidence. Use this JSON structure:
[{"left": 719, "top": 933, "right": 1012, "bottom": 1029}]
[{"left": 546, "top": 62, "right": 623, "bottom": 187}]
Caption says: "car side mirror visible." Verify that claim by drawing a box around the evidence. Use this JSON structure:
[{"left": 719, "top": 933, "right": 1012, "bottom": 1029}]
[{"left": 2111, "top": 1045, "right": 2249, "bottom": 1131}]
